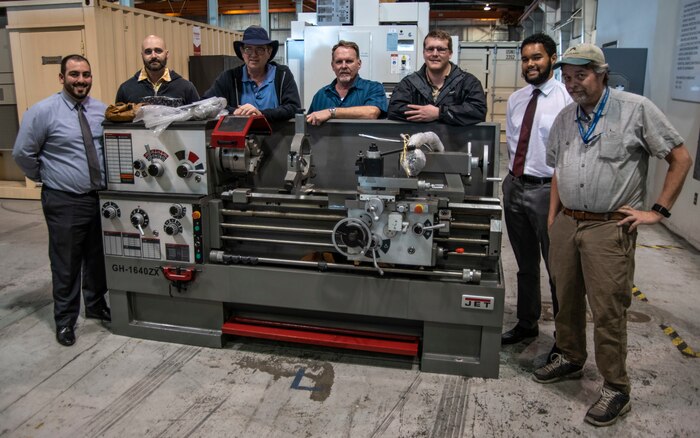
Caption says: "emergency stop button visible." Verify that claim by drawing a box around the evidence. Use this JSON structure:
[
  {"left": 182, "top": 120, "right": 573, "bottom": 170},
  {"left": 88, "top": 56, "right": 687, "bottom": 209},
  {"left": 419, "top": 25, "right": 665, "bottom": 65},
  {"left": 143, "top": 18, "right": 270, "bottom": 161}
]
[
  {"left": 192, "top": 211, "right": 201, "bottom": 220},
  {"left": 413, "top": 203, "right": 425, "bottom": 214}
]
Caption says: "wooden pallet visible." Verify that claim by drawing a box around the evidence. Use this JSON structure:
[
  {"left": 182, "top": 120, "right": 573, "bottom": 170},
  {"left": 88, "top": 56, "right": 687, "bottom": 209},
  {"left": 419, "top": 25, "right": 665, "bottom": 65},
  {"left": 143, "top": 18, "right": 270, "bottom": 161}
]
[{"left": 0, "top": 178, "right": 41, "bottom": 200}]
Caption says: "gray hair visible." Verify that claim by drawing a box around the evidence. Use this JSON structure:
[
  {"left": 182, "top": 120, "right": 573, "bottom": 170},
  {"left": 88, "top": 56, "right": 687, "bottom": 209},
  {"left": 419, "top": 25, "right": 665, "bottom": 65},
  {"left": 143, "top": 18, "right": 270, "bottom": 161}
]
[
  {"left": 590, "top": 61, "right": 609, "bottom": 74},
  {"left": 588, "top": 61, "right": 609, "bottom": 85}
]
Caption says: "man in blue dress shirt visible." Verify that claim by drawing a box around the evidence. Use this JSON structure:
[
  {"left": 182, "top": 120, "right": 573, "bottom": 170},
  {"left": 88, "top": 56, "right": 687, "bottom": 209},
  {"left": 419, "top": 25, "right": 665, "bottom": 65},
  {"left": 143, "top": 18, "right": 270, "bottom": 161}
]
[
  {"left": 306, "top": 40, "right": 387, "bottom": 125},
  {"left": 13, "top": 54, "right": 111, "bottom": 347}
]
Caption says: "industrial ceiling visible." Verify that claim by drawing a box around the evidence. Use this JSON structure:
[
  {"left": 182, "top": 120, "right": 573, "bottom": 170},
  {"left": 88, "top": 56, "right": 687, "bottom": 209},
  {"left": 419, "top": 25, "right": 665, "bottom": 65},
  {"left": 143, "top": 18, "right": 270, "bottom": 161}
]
[{"left": 131, "top": 0, "right": 532, "bottom": 23}]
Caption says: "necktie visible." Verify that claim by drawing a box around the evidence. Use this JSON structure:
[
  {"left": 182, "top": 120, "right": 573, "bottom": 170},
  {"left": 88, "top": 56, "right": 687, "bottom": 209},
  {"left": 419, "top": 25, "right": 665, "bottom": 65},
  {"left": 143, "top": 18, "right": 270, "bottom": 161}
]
[
  {"left": 511, "top": 88, "right": 542, "bottom": 177},
  {"left": 77, "top": 103, "right": 103, "bottom": 190}
]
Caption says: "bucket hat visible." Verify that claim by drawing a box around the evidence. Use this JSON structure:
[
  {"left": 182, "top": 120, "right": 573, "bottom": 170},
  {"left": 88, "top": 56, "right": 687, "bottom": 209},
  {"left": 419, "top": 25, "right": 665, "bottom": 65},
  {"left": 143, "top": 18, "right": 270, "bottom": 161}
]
[{"left": 234, "top": 25, "right": 279, "bottom": 61}]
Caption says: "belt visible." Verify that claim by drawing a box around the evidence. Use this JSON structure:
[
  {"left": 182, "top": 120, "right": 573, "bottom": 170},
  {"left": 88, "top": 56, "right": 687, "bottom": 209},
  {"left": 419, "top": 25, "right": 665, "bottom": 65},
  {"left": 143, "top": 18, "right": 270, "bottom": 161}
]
[
  {"left": 43, "top": 186, "right": 101, "bottom": 197},
  {"left": 509, "top": 170, "right": 552, "bottom": 184},
  {"left": 562, "top": 208, "right": 627, "bottom": 221}
]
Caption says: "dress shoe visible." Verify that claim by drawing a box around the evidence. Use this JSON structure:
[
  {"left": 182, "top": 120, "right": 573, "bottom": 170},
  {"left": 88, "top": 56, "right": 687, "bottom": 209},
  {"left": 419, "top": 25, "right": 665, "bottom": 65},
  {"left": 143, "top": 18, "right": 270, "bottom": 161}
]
[
  {"left": 85, "top": 306, "right": 111, "bottom": 322},
  {"left": 501, "top": 324, "right": 538, "bottom": 345},
  {"left": 56, "top": 326, "right": 76, "bottom": 346}
]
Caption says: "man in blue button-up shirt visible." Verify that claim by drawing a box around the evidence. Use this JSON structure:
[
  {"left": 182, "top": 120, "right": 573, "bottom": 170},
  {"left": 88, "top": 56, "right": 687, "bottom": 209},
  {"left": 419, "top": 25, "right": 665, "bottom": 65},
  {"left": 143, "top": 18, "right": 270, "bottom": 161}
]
[
  {"left": 13, "top": 55, "right": 111, "bottom": 347},
  {"left": 306, "top": 40, "right": 388, "bottom": 125}
]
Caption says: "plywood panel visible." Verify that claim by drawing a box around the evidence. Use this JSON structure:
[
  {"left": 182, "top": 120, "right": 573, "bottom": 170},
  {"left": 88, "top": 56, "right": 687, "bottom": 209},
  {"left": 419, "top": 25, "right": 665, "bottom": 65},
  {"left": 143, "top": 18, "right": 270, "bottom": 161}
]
[
  {"left": 5, "top": 5, "right": 83, "bottom": 28},
  {"left": 18, "top": 29, "right": 84, "bottom": 108},
  {"left": 5, "top": 1, "right": 240, "bottom": 119}
]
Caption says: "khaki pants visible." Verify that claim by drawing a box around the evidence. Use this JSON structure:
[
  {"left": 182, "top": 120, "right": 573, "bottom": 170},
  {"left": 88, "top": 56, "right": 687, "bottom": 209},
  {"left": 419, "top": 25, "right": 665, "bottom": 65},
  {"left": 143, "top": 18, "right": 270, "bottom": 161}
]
[{"left": 549, "top": 212, "right": 636, "bottom": 394}]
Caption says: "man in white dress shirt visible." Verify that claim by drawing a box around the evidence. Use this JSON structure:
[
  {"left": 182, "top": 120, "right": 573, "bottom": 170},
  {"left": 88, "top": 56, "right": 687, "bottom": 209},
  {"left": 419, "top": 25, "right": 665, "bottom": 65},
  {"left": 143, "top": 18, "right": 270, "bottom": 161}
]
[{"left": 500, "top": 33, "right": 572, "bottom": 356}]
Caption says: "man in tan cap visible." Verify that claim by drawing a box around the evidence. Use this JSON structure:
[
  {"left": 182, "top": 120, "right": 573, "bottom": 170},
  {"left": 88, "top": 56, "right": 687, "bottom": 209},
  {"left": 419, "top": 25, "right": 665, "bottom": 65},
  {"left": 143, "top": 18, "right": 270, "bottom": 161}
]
[{"left": 531, "top": 43, "right": 692, "bottom": 427}]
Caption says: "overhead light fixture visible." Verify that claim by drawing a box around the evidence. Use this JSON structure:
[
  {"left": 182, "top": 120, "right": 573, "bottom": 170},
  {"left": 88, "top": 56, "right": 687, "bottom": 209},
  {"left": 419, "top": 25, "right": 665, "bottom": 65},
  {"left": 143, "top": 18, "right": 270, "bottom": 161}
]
[{"left": 484, "top": 3, "right": 491, "bottom": 10}]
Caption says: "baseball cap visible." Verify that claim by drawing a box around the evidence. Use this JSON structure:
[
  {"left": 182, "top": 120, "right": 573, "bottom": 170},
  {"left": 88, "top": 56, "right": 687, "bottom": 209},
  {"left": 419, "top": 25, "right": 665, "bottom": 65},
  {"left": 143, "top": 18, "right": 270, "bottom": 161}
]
[{"left": 553, "top": 43, "right": 606, "bottom": 69}]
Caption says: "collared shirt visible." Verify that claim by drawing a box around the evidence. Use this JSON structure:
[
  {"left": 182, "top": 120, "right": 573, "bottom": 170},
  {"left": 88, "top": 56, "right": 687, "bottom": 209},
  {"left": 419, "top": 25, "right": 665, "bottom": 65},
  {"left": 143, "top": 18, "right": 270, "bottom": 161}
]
[
  {"left": 241, "top": 64, "right": 278, "bottom": 110},
  {"left": 13, "top": 90, "right": 108, "bottom": 194},
  {"left": 138, "top": 67, "right": 172, "bottom": 93},
  {"left": 426, "top": 66, "right": 452, "bottom": 102},
  {"left": 546, "top": 87, "right": 684, "bottom": 212},
  {"left": 506, "top": 76, "right": 572, "bottom": 178},
  {"left": 307, "top": 76, "right": 388, "bottom": 114}
]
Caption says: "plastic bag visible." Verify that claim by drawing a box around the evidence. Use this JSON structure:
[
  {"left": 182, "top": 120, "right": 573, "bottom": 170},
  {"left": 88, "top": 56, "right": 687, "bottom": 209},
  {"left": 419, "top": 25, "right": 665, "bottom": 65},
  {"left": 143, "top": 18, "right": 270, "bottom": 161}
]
[{"left": 133, "top": 97, "right": 228, "bottom": 136}]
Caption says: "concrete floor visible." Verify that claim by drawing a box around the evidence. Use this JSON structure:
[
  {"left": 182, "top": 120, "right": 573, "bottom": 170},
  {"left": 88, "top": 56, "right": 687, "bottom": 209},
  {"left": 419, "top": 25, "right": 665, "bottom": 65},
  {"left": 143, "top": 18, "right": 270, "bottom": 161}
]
[{"left": 1, "top": 149, "right": 699, "bottom": 437}]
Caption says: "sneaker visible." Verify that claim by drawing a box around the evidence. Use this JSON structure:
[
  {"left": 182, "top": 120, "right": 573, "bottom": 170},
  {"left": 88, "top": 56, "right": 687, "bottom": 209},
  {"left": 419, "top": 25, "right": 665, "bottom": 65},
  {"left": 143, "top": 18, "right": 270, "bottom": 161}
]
[
  {"left": 532, "top": 353, "right": 583, "bottom": 383},
  {"left": 547, "top": 343, "right": 562, "bottom": 364},
  {"left": 584, "top": 387, "right": 631, "bottom": 427}
]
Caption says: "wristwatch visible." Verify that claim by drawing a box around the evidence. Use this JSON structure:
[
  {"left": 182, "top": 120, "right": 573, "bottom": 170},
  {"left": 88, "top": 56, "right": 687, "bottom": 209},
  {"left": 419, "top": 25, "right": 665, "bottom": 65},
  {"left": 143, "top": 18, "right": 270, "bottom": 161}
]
[
  {"left": 329, "top": 107, "right": 337, "bottom": 119},
  {"left": 651, "top": 203, "right": 671, "bottom": 218}
]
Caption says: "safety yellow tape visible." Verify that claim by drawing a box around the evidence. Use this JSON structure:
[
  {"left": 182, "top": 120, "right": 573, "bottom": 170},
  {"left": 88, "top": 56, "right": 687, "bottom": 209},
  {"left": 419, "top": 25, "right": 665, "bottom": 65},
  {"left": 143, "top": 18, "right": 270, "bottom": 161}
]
[
  {"left": 631, "top": 285, "right": 648, "bottom": 302},
  {"left": 659, "top": 324, "right": 700, "bottom": 358},
  {"left": 636, "top": 244, "right": 683, "bottom": 249}
]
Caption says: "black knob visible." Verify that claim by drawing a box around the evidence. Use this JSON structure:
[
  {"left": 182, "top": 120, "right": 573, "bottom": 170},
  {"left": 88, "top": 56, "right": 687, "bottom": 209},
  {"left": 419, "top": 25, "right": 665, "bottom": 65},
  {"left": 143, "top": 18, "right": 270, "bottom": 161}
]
[
  {"left": 169, "top": 204, "right": 185, "bottom": 218},
  {"left": 176, "top": 164, "right": 190, "bottom": 178},
  {"left": 131, "top": 213, "right": 144, "bottom": 226},
  {"left": 102, "top": 207, "right": 116, "bottom": 219},
  {"left": 148, "top": 162, "right": 163, "bottom": 177}
]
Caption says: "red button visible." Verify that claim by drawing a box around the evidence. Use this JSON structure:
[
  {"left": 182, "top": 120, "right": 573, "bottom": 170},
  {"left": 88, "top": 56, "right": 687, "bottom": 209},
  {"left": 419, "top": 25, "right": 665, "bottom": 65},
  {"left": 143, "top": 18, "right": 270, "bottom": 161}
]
[
  {"left": 455, "top": 248, "right": 464, "bottom": 254},
  {"left": 414, "top": 204, "right": 424, "bottom": 214}
]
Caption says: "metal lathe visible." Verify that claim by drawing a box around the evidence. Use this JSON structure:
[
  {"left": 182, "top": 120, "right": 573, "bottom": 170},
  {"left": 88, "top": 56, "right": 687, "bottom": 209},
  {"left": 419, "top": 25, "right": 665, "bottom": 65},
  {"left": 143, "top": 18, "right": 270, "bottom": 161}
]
[{"left": 99, "top": 115, "right": 504, "bottom": 377}]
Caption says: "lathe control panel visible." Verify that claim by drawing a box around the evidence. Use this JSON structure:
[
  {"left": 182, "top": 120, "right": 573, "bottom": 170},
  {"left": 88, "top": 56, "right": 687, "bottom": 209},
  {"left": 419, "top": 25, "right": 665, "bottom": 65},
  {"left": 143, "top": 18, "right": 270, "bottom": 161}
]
[
  {"left": 99, "top": 197, "right": 203, "bottom": 264},
  {"left": 103, "top": 123, "right": 213, "bottom": 195}
]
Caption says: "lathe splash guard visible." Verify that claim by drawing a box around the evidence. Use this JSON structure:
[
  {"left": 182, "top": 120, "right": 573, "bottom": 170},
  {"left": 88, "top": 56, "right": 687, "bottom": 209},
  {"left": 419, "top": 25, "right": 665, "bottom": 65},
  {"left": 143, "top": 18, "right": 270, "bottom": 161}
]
[{"left": 100, "top": 116, "right": 505, "bottom": 377}]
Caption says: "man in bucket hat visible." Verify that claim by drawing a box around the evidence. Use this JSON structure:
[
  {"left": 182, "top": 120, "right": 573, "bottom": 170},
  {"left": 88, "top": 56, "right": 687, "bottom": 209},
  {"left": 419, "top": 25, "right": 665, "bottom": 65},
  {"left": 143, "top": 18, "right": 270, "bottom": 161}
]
[
  {"left": 203, "top": 25, "right": 301, "bottom": 121},
  {"left": 532, "top": 42, "right": 692, "bottom": 427}
]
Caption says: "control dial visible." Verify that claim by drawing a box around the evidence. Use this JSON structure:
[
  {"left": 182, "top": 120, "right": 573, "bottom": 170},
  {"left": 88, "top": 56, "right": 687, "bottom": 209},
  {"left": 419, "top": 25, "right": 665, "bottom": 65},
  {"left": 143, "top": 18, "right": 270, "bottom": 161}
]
[
  {"left": 130, "top": 208, "right": 149, "bottom": 236},
  {"left": 101, "top": 201, "right": 121, "bottom": 219},
  {"left": 169, "top": 203, "right": 186, "bottom": 219},
  {"left": 147, "top": 161, "right": 165, "bottom": 177},
  {"left": 133, "top": 159, "right": 147, "bottom": 171},
  {"left": 176, "top": 163, "right": 206, "bottom": 179},
  {"left": 163, "top": 219, "right": 183, "bottom": 236}
]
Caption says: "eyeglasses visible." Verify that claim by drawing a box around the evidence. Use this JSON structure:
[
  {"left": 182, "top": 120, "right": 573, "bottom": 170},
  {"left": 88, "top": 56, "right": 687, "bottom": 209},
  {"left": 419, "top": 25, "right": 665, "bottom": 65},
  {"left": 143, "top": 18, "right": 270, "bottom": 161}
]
[
  {"left": 243, "top": 46, "right": 269, "bottom": 56},
  {"left": 424, "top": 46, "right": 449, "bottom": 54}
]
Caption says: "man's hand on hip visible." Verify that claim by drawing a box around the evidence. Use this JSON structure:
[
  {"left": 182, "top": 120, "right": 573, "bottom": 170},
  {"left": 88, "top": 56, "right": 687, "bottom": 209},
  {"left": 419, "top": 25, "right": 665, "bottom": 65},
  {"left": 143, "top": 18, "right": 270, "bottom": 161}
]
[{"left": 616, "top": 205, "right": 663, "bottom": 232}]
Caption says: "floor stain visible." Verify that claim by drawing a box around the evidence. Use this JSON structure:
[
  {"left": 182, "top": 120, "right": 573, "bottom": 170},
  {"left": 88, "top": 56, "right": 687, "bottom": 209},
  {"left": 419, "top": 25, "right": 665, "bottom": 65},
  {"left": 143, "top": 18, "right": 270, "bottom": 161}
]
[{"left": 234, "top": 355, "right": 334, "bottom": 401}]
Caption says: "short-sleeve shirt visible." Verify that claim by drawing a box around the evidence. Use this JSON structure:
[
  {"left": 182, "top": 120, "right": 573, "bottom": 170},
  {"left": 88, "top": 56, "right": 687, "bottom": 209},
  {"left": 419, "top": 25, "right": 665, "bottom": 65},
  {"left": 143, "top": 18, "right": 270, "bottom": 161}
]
[
  {"left": 307, "top": 76, "right": 388, "bottom": 115},
  {"left": 546, "top": 88, "right": 684, "bottom": 212},
  {"left": 241, "top": 64, "right": 279, "bottom": 110}
]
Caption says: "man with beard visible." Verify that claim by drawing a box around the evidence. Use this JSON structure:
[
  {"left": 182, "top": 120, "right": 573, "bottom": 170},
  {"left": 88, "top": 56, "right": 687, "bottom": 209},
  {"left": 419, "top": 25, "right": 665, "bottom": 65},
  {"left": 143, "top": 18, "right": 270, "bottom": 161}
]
[
  {"left": 532, "top": 43, "right": 691, "bottom": 426},
  {"left": 388, "top": 29, "right": 486, "bottom": 126},
  {"left": 115, "top": 35, "right": 199, "bottom": 105},
  {"left": 501, "top": 33, "right": 571, "bottom": 357},
  {"left": 306, "top": 40, "right": 387, "bottom": 125},
  {"left": 13, "top": 55, "right": 111, "bottom": 347}
]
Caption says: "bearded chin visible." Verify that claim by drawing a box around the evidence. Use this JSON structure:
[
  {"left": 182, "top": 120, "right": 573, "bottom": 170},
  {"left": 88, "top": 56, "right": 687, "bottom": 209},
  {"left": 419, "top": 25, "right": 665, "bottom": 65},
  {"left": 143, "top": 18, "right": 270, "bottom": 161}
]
[
  {"left": 148, "top": 60, "right": 165, "bottom": 71},
  {"left": 525, "top": 64, "right": 552, "bottom": 86}
]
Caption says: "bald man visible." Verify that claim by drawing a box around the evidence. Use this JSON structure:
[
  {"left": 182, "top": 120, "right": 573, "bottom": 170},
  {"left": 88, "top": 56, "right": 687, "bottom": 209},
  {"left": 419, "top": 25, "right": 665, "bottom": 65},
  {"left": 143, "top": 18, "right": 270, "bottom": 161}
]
[{"left": 115, "top": 35, "right": 199, "bottom": 105}]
